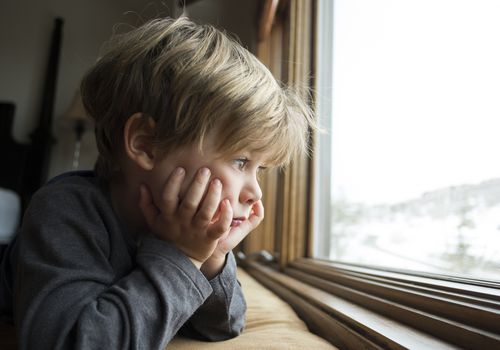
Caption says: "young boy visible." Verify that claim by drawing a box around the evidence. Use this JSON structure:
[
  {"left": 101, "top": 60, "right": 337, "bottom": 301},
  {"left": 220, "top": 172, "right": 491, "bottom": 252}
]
[{"left": 0, "top": 17, "right": 315, "bottom": 349}]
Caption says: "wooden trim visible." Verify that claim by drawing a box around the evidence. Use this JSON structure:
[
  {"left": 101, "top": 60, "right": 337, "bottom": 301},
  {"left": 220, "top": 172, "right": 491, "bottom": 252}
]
[
  {"left": 307, "top": 0, "right": 318, "bottom": 259},
  {"left": 285, "top": 258, "right": 500, "bottom": 348},
  {"left": 243, "top": 6, "right": 286, "bottom": 256},
  {"left": 276, "top": 0, "right": 314, "bottom": 269},
  {"left": 292, "top": 264, "right": 500, "bottom": 309},
  {"left": 293, "top": 259, "right": 500, "bottom": 298},
  {"left": 245, "top": 0, "right": 315, "bottom": 265},
  {"left": 244, "top": 264, "right": 383, "bottom": 349},
  {"left": 259, "top": 0, "right": 280, "bottom": 42},
  {"left": 243, "top": 260, "right": 460, "bottom": 349},
  {"left": 285, "top": 267, "right": 500, "bottom": 349}
]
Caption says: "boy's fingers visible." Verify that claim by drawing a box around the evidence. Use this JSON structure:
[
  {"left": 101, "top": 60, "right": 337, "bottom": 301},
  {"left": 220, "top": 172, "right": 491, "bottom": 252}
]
[
  {"left": 250, "top": 200, "right": 265, "bottom": 223},
  {"left": 244, "top": 200, "right": 265, "bottom": 232},
  {"left": 161, "top": 167, "right": 185, "bottom": 215},
  {"left": 193, "top": 179, "right": 222, "bottom": 227},
  {"left": 179, "top": 167, "right": 211, "bottom": 218},
  {"left": 139, "top": 184, "right": 159, "bottom": 228},
  {"left": 208, "top": 199, "right": 232, "bottom": 239},
  {"left": 226, "top": 200, "right": 264, "bottom": 243}
]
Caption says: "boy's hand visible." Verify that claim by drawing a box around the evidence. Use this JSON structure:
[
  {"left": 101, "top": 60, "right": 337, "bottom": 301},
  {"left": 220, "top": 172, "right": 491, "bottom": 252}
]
[
  {"left": 139, "top": 167, "right": 232, "bottom": 268},
  {"left": 201, "top": 200, "right": 264, "bottom": 279},
  {"left": 213, "top": 200, "right": 264, "bottom": 259}
]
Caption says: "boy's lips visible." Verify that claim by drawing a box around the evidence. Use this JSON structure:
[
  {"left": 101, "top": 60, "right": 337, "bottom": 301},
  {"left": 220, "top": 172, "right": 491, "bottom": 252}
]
[{"left": 231, "top": 217, "right": 246, "bottom": 227}]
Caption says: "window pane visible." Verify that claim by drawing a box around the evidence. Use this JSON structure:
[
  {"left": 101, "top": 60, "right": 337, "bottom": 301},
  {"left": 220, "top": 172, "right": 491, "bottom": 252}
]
[{"left": 315, "top": 0, "right": 500, "bottom": 281}]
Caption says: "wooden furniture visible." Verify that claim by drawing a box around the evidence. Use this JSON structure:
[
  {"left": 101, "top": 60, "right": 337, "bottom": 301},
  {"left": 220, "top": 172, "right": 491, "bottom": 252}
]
[{"left": 0, "top": 103, "right": 30, "bottom": 212}]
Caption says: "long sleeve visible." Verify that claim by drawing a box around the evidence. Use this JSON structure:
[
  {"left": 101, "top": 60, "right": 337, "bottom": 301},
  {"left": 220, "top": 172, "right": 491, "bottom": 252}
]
[
  {"left": 13, "top": 177, "right": 214, "bottom": 350},
  {"left": 178, "top": 251, "right": 246, "bottom": 341}
]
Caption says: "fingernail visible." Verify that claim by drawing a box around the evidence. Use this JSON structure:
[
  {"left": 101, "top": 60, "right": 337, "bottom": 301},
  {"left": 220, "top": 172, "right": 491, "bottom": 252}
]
[
  {"left": 200, "top": 167, "right": 210, "bottom": 177},
  {"left": 176, "top": 167, "right": 185, "bottom": 176},
  {"left": 213, "top": 179, "right": 221, "bottom": 187}
]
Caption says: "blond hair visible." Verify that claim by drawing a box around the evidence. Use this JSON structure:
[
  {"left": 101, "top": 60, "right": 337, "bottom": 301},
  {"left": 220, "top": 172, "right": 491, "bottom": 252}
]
[{"left": 81, "top": 17, "right": 315, "bottom": 181}]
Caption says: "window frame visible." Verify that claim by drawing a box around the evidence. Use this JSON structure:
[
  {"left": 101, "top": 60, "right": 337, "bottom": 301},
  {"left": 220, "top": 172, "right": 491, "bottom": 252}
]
[
  {"left": 311, "top": 0, "right": 332, "bottom": 259},
  {"left": 241, "top": 0, "right": 500, "bottom": 349}
]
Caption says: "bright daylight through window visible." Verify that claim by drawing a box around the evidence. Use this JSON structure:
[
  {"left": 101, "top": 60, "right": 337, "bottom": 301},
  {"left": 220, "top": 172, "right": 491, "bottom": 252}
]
[{"left": 314, "top": 0, "right": 500, "bottom": 281}]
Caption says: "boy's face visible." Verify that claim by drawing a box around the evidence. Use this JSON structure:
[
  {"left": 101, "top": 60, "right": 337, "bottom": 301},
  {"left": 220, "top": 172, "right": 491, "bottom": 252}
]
[{"left": 147, "top": 134, "right": 267, "bottom": 225}]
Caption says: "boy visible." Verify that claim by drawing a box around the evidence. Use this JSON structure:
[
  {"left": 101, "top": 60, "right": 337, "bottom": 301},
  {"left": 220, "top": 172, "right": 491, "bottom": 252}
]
[{"left": 0, "top": 17, "right": 315, "bottom": 349}]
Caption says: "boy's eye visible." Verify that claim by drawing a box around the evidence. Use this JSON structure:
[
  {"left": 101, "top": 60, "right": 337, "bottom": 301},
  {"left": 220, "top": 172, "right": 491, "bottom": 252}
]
[{"left": 234, "top": 158, "right": 249, "bottom": 170}]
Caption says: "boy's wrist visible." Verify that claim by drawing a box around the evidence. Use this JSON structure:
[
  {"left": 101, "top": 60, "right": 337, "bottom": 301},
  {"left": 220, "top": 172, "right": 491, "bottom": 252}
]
[{"left": 200, "top": 254, "right": 227, "bottom": 280}]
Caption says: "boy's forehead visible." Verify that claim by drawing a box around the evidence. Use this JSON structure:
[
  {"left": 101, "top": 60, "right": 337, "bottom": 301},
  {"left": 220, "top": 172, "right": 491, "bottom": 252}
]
[
  {"left": 209, "top": 140, "right": 274, "bottom": 164},
  {"left": 218, "top": 146, "right": 275, "bottom": 165},
  {"left": 167, "top": 142, "right": 272, "bottom": 167},
  {"left": 166, "top": 128, "right": 277, "bottom": 165}
]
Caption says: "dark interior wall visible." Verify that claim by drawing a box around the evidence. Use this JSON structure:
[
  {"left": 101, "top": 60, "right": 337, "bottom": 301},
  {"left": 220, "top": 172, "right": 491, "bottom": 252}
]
[
  {"left": 186, "top": 0, "right": 259, "bottom": 53},
  {"left": 0, "top": 0, "right": 178, "bottom": 178},
  {"left": 0, "top": 0, "right": 257, "bottom": 180}
]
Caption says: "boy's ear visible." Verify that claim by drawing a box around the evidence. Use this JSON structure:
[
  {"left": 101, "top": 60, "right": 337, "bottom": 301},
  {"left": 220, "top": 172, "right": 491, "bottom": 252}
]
[{"left": 123, "top": 113, "right": 157, "bottom": 171}]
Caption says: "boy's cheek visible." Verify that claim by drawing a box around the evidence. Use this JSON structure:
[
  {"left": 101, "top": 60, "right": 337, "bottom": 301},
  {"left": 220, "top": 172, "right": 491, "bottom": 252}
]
[
  {"left": 148, "top": 162, "right": 229, "bottom": 206},
  {"left": 145, "top": 166, "right": 177, "bottom": 207}
]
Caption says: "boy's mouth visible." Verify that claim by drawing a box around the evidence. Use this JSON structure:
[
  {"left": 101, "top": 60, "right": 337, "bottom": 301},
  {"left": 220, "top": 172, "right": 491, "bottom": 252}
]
[{"left": 231, "top": 217, "right": 246, "bottom": 227}]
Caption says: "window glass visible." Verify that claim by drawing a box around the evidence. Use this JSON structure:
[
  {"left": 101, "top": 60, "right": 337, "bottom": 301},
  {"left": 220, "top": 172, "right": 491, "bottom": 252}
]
[{"left": 314, "top": 0, "right": 500, "bottom": 281}]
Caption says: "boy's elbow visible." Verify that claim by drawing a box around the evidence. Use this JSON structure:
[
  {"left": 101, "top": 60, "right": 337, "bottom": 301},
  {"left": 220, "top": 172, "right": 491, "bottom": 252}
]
[
  {"left": 207, "top": 317, "right": 245, "bottom": 342},
  {"left": 224, "top": 321, "right": 245, "bottom": 340},
  {"left": 225, "top": 308, "right": 246, "bottom": 339},
  {"left": 209, "top": 330, "right": 242, "bottom": 342}
]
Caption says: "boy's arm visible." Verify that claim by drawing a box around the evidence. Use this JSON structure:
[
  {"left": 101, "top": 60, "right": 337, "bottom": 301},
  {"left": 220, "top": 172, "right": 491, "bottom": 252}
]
[
  {"left": 138, "top": 168, "right": 263, "bottom": 341},
  {"left": 14, "top": 184, "right": 213, "bottom": 350},
  {"left": 178, "top": 251, "right": 246, "bottom": 341},
  {"left": 175, "top": 199, "right": 264, "bottom": 341}
]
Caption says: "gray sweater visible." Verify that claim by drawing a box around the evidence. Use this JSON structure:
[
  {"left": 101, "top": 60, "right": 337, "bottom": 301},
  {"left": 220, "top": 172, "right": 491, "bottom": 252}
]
[{"left": 0, "top": 171, "right": 246, "bottom": 349}]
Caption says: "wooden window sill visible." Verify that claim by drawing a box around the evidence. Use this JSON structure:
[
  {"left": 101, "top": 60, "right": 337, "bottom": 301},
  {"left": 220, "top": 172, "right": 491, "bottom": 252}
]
[{"left": 241, "top": 257, "right": 500, "bottom": 350}]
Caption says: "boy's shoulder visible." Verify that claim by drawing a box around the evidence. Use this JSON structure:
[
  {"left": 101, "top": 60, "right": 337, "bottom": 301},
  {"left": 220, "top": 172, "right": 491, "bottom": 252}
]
[
  {"left": 30, "top": 170, "right": 109, "bottom": 215},
  {"left": 46, "top": 170, "right": 98, "bottom": 187},
  {"left": 24, "top": 171, "right": 122, "bottom": 251},
  {"left": 41, "top": 170, "right": 101, "bottom": 195}
]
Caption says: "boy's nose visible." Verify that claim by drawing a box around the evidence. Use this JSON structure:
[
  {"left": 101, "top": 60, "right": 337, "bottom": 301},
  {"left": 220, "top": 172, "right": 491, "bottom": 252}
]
[{"left": 240, "top": 177, "right": 262, "bottom": 205}]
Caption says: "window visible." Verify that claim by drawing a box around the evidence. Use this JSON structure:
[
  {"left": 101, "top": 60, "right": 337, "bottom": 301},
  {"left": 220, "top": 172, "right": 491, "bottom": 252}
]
[
  {"left": 314, "top": 0, "right": 500, "bottom": 282},
  {"left": 244, "top": 1, "right": 500, "bottom": 348}
]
